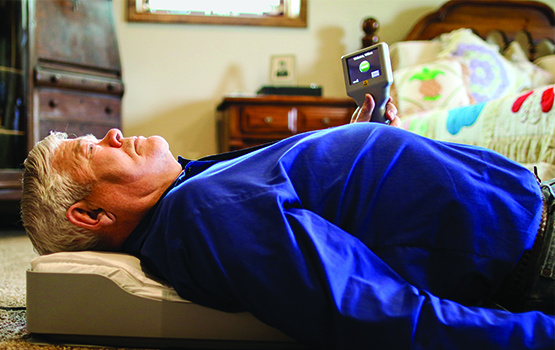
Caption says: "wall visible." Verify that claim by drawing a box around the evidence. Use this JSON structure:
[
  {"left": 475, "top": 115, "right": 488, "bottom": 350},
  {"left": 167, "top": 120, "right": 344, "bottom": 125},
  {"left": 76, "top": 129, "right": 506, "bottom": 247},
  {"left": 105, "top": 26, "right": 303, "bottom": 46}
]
[{"left": 111, "top": 0, "right": 552, "bottom": 159}]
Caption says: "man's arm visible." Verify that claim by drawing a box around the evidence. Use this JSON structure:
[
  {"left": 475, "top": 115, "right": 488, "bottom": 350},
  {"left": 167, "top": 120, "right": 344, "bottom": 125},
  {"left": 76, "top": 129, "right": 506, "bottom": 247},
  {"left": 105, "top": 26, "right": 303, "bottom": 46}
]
[{"left": 351, "top": 93, "right": 400, "bottom": 126}]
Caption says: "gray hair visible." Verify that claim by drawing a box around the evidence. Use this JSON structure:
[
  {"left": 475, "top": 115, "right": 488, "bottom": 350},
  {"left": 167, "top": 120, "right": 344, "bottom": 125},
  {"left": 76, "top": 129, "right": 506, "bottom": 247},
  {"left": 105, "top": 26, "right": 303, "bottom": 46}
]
[{"left": 21, "top": 132, "right": 107, "bottom": 255}]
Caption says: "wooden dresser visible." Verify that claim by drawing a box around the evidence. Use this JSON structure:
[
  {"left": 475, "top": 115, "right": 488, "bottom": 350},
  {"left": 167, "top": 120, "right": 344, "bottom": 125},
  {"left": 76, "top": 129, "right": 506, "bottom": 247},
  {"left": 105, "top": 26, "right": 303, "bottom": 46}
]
[
  {"left": 216, "top": 95, "right": 357, "bottom": 152},
  {"left": 0, "top": 0, "right": 123, "bottom": 216}
]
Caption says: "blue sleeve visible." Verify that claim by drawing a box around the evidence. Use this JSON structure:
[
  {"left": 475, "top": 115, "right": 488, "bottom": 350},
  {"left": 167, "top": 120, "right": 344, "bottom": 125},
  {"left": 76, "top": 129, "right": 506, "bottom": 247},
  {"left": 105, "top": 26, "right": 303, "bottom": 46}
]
[{"left": 159, "top": 197, "right": 555, "bottom": 350}]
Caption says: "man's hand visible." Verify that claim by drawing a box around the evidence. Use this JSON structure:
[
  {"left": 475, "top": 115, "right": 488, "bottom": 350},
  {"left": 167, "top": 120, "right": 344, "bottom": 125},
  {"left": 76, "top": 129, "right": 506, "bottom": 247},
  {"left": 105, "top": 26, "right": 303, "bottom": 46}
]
[{"left": 350, "top": 94, "right": 400, "bottom": 127}]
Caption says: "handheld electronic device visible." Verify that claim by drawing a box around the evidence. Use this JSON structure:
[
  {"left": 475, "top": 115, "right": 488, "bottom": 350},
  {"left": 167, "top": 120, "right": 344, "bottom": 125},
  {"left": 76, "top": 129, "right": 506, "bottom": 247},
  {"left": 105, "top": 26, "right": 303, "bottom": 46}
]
[{"left": 341, "top": 42, "right": 393, "bottom": 123}]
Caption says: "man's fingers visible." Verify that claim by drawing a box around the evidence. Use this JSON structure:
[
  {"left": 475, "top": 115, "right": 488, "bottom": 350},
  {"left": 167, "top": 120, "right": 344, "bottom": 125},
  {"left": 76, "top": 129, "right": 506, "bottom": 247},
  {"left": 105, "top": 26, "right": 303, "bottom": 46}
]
[
  {"left": 350, "top": 94, "right": 401, "bottom": 126},
  {"left": 385, "top": 100, "right": 397, "bottom": 122},
  {"left": 351, "top": 94, "right": 375, "bottom": 123}
]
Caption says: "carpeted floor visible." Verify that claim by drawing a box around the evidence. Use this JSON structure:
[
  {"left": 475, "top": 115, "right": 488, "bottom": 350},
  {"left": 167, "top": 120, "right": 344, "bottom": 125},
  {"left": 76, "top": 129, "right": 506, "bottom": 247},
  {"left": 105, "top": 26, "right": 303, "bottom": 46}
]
[
  {"left": 0, "top": 228, "right": 37, "bottom": 347},
  {"left": 0, "top": 227, "right": 150, "bottom": 350}
]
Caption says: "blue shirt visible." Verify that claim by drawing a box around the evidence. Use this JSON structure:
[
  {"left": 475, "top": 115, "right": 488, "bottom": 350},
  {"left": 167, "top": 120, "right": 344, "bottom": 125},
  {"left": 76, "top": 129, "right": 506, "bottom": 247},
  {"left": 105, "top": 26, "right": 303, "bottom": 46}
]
[{"left": 122, "top": 123, "right": 554, "bottom": 349}]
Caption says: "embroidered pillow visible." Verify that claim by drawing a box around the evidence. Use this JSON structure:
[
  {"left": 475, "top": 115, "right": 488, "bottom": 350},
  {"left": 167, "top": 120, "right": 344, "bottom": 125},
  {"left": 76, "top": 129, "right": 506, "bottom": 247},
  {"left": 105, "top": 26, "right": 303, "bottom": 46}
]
[
  {"left": 437, "top": 29, "right": 524, "bottom": 103},
  {"left": 393, "top": 58, "right": 475, "bottom": 116}
]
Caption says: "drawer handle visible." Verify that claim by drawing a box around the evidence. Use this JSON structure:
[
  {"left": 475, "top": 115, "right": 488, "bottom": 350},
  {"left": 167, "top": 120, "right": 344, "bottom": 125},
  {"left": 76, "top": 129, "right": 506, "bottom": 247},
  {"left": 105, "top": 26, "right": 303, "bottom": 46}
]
[
  {"left": 322, "top": 117, "right": 331, "bottom": 126},
  {"left": 48, "top": 100, "right": 57, "bottom": 108},
  {"left": 264, "top": 116, "right": 273, "bottom": 125},
  {"left": 105, "top": 106, "right": 112, "bottom": 115},
  {"left": 50, "top": 74, "right": 61, "bottom": 84}
]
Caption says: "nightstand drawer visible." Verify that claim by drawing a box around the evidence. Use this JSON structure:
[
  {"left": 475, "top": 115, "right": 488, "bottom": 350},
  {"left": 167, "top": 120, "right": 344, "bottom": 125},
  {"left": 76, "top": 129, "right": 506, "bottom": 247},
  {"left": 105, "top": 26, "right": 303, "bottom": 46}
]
[
  {"left": 301, "top": 107, "right": 352, "bottom": 131},
  {"left": 217, "top": 95, "right": 356, "bottom": 152},
  {"left": 241, "top": 106, "right": 295, "bottom": 134}
]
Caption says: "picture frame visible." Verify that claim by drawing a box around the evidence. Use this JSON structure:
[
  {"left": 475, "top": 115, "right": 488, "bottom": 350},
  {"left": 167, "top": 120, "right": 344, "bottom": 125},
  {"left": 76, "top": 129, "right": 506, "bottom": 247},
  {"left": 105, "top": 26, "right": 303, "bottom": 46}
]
[{"left": 269, "top": 55, "right": 297, "bottom": 86}]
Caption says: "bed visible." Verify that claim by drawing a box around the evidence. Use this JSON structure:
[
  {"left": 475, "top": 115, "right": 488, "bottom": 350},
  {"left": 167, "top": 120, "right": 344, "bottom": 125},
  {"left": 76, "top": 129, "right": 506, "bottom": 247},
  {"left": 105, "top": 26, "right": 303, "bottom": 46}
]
[
  {"left": 362, "top": 0, "right": 555, "bottom": 179},
  {"left": 26, "top": 0, "right": 555, "bottom": 348}
]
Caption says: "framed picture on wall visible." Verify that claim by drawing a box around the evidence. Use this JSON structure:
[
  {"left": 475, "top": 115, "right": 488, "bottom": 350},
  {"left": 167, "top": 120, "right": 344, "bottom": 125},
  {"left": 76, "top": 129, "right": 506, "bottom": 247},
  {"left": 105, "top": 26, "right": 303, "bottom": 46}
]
[{"left": 269, "top": 55, "right": 297, "bottom": 86}]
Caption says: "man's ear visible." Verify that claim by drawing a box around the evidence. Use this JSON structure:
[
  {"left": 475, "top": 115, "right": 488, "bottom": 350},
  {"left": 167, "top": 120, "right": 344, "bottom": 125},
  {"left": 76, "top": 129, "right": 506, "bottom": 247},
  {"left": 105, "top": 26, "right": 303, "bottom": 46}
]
[{"left": 67, "top": 201, "right": 116, "bottom": 230}]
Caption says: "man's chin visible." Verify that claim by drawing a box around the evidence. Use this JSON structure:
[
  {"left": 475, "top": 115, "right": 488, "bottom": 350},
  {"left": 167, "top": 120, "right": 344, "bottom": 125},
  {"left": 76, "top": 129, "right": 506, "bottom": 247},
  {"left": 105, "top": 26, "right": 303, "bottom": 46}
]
[{"left": 148, "top": 135, "right": 170, "bottom": 150}]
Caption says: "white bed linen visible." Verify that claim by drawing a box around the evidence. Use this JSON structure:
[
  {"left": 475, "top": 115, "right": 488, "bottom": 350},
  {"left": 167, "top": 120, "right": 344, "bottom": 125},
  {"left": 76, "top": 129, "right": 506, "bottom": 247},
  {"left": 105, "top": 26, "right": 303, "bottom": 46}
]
[{"left": 30, "top": 251, "right": 190, "bottom": 303}]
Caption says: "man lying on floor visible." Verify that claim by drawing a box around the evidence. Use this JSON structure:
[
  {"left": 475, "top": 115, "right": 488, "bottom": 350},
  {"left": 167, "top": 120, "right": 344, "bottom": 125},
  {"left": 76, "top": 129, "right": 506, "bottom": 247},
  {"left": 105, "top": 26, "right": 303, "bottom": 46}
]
[{"left": 21, "top": 94, "right": 554, "bottom": 349}]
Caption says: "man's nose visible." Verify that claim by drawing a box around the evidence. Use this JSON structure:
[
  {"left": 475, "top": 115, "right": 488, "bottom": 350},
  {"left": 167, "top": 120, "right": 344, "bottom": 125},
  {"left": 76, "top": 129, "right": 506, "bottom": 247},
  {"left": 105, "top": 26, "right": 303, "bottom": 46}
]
[{"left": 100, "top": 129, "right": 123, "bottom": 147}]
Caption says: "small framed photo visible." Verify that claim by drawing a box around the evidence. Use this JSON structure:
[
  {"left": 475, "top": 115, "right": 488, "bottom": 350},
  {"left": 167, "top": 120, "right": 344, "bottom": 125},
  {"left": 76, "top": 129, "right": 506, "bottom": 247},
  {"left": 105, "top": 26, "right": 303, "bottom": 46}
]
[{"left": 269, "top": 55, "right": 297, "bottom": 86}]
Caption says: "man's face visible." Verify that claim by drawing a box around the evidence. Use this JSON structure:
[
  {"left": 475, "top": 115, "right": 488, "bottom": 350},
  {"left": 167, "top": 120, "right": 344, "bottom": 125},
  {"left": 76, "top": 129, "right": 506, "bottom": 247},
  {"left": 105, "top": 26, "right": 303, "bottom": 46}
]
[{"left": 53, "top": 129, "right": 181, "bottom": 203}]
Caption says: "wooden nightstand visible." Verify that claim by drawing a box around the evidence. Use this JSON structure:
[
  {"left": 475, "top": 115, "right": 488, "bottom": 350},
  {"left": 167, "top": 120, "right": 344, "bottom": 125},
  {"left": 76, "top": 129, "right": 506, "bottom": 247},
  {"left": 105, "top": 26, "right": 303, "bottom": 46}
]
[{"left": 216, "top": 95, "right": 357, "bottom": 152}]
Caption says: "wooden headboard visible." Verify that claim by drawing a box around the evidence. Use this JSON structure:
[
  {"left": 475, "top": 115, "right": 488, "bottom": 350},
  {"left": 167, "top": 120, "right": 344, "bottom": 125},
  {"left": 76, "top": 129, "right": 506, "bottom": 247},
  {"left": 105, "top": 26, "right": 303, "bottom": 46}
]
[{"left": 362, "top": 0, "right": 555, "bottom": 60}]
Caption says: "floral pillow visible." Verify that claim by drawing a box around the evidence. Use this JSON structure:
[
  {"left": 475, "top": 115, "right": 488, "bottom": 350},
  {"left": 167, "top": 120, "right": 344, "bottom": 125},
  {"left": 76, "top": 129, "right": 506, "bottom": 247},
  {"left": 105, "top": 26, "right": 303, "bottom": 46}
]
[
  {"left": 393, "top": 58, "right": 475, "bottom": 116},
  {"left": 437, "top": 29, "right": 524, "bottom": 103}
]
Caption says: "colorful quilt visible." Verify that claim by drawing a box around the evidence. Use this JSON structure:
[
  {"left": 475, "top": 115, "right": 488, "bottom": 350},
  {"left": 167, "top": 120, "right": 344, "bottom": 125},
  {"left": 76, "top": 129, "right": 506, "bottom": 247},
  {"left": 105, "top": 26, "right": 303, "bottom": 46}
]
[{"left": 401, "top": 85, "right": 555, "bottom": 180}]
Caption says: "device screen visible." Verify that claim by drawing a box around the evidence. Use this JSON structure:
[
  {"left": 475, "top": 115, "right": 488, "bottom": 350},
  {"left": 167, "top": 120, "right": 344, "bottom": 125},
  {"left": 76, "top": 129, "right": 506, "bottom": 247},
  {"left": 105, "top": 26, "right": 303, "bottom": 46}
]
[{"left": 346, "top": 47, "right": 382, "bottom": 86}]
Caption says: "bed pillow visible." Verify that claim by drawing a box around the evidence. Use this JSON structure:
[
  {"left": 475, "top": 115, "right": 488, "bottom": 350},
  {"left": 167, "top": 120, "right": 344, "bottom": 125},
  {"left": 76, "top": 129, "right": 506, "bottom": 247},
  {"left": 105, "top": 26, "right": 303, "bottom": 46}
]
[
  {"left": 389, "top": 41, "right": 442, "bottom": 71},
  {"left": 392, "top": 58, "right": 475, "bottom": 116},
  {"left": 503, "top": 42, "right": 554, "bottom": 89},
  {"left": 437, "top": 29, "right": 525, "bottom": 103},
  {"left": 534, "top": 55, "right": 555, "bottom": 76}
]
